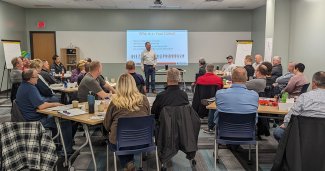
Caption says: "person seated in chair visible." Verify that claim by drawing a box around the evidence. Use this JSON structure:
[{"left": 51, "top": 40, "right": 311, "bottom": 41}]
[
  {"left": 10, "top": 57, "right": 24, "bottom": 102},
  {"left": 191, "top": 58, "right": 207, "bottom": 92},
  {"left": 10, "top": 57, "right": 23, "bottom": 84},
  {"left": 104, "top": 73, "right": 150, "bottom": 171},
  {"left": 213, "top": 67, "right": 259, "bottom": 145},
  {"left": 30, "top": 59, "right": 60, "bottom": 102},
  {"left": 71, "top": 60, "right": 87, "bottom": 83},
  {"left": 51, "top": 55, "right": 66, "bottom": 74},
  {"left": 78, "top": 61, "right": 115, "bottom": 102},
  {"left": 244, "top": 55, "right": 255, "bottom": 80},
  {"left": 40, "top": 60, "right": 59, "bottom": 84},
  {"left": 15, "top": 68, "right": 76, "bottom": 155},
  {"left": 196, "top": 63, "right": 223, "bottom": 89},
  {"left": 152, "top": 68, "right": 189, "bottom": 120},
  {"left": 271, "top": 56, "right": 283, "bottom": 82},
  {"left": 282, "top": 63, "right": 309, "bottom": 97},
  {"left": 274, "top": 71, "right": 325, "bottom": 142},
  {"left": 126, "top": 60, "right": 146, "bottom": 94},
  {"left": 273, "top": 62, "right": 295, "bottom": 92},
  {"left": 246, "top": 64, "right": 268, "bottom": 94}
]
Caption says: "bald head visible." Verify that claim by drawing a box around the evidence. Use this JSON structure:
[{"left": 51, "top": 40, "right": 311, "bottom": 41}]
[
  {"left": 232, "top": 67, "right": 248, "bottom": 84},
  {"left": 255, "top": 54, "right": 263, "bottom": 64}
]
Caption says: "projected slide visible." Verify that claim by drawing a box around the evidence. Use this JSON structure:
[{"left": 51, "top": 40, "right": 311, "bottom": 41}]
[{"left": 127, "top": 30, "right": 188, "bottom": 66}]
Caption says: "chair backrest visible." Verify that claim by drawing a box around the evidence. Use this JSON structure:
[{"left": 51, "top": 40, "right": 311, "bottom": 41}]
[
  {"left": 192, "top": 84, "right": 219, "bottom": 118},
  {"left": 11, "top": 100, "right": 26, "bottom": 122},
  {"left": 116, "top": 115, "right": 154, "bottom": 150},
  {"left": 300, "top": 83, "right": 310, "bottom": 94},
  {"left": 10, "top": 83, "right": 21, "bottom": 103},
  {"left": 217, "top": 112, "right": 256, "bottom": 140}
]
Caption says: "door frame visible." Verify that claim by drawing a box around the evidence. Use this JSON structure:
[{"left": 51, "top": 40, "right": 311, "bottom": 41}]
[{"left": 29, "top": 31, "right": 57, "bottom": 60}]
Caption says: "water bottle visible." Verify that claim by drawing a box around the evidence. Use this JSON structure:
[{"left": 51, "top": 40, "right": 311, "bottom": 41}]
[
  {"left": 87, "top": 91, "right": 95, "bottom": 114},
  {"left": 51, "top": 69, "right": 55, "bottom": 76},
  {"left": 281, "top": 92, "right": 288, "bottom": 103},
  {"left": 63, "top": 81, "right": 68, "bottom": 88},
  {"left": 216, "top": 65, "right": 220, "bottom": 70}
]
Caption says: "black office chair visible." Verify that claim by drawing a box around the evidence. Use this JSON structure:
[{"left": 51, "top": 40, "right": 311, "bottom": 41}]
[
  {"left": 192, "top": 84, "right": 219, "bottom": 118},
  {"left": 10, "top": 83, "right": 21, "bottom": 103},
  {"left": 300, "top": 83, "right": 310, "bottom": 94}
]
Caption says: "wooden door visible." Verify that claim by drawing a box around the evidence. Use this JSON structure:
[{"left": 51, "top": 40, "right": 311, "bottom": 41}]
[{"left": 30, "top": 31, "right": 56, "bottom": 65}]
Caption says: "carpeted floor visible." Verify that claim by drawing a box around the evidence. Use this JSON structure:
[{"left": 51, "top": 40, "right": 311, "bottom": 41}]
[{"left": 0, "top": 85, "right": 279, "bottom": 171}]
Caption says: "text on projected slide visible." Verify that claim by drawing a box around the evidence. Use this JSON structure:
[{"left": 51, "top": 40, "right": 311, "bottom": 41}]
[{"left": 127, "top": 30, "right": 188, "bottom": 66}]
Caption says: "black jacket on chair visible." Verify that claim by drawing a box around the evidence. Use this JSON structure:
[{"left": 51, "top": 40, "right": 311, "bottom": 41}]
[
  {"left": 151, "top": 85, "right": 189, "bottom": 120},
  {"left": 192, "top": 84, "right": 219, "bottom": 118},
  {"left": 271, "top": 115, "right": 325, "bottom": 171},
  {"left": 157, "top": 105, "right": 201, "bottom": 164}
]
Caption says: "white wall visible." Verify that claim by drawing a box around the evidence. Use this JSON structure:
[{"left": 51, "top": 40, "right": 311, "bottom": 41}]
[
  {"left": 252, "top": 5, "right": 266, "bottom": 56},
  {"left": 56, "top": 31, "right": 251, "bottom": 64},
  {"left": 288, "top": 0, "right": 325, "bottom": 82},
  {"left": 0, "top": 1, "right": 26, "bottom": 91}
]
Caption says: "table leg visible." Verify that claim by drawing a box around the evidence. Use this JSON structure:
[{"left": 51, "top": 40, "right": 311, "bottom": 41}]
[
  {"left": 83, "top": 124, "right": 97, "bottom": 171},
  {"left": 54, "top": 117, "right": 68, "bottom": 166},
  {"left": 68, "top": 124, "right": 97, "bottom": 171}
]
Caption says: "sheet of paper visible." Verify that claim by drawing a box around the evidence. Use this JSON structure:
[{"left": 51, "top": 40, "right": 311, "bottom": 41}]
[
  {"left": 58, "top": 108, "right": 87, "bottom": 116},
  {"left": 47, "top": 105, "right": 73, "bottom": 111}
]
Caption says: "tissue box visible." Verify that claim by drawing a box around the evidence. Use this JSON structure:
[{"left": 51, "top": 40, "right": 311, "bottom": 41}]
[{"left": 278, "top": 101, "right": 294, "bottom": 111}]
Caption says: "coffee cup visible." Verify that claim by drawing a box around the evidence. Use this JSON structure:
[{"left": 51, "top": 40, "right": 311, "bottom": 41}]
[{"left": 72, "top": 100, "right": 79, "bottom": 108}]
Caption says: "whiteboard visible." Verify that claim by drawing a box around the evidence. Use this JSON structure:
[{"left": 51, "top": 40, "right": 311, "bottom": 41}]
[
  {"left": 2, "top": 41, "right": 21, "bottom": 69},
  {"left": 235, "top": 41, "right": 253, "bottom": 66},
  {"left": 56, "top": 31, "right": 251, "bottom": 64}
]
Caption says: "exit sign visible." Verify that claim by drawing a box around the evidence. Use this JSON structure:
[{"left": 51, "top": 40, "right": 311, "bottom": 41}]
[{"left": 37, "top": 21, "right": 45, "bottom": 29}]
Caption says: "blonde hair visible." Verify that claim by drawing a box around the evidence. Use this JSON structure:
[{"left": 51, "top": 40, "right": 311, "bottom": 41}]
[
  {"left": 111, "top": 73, "right": 144, "bottom": 111},
  {"left": 30, "top": 59, "right": 43, "bottom": 69},
  {"left": 77, "top": 60, "right": 87, "bottom": 70}
]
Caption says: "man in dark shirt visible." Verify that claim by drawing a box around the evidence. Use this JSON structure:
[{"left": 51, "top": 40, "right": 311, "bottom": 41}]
[
  {"left": 191, "top": 58, "right": 207, "bottom": 92},
  {"left": 271, "top": 56, "right": 283, "bottom": 81},
  {"left": 126, "top": 60, "right": 146, "bottom": 94},
  {"left": 244, "top": 55, "right": 255, "bottom": 80},
  {"left": 152, "top": 68, "right": 189, "bottom": 120},
  {"left": 16, "top": 69, "right": 75, "bottom": 155},
  {"left": 51, "top": 55, "right": 66, "bottom": 74},
  {"left": 40, "top": 60, "right": 59, "bottom": 84}
]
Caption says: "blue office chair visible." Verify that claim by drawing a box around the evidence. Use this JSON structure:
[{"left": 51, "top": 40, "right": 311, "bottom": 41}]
[
  {"left": 214, "top": 112, "right": 258, "bottom": 171},
  {"left": 107, "top": 115, "right": 159, "bottom": 171}
]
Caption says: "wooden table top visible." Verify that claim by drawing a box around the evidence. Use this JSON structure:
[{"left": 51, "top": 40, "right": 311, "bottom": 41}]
[
  {"left": 37, "top": 107, "right": 104, "bottom": 125},
  {"left": 206, "top": 102, "right": 288, "bottom": 115}
]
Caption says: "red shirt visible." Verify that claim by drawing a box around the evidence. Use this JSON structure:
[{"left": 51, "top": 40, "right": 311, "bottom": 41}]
[{"left": 196, "top": 72, "right": 223, "bottom": 89}]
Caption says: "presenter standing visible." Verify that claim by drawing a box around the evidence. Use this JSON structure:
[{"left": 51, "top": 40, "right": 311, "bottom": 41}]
[{"left": 141, "top": 42, "right": 157, "bottom": 94}]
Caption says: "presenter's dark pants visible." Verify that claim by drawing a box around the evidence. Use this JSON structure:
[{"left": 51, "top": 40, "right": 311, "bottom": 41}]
[{"left": 144, "top": 64, "right": 155, "bottom": 92}]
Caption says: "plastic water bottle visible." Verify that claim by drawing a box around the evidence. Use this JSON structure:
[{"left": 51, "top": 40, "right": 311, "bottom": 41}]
[
  {"left": 63, "top": 81, "right": 68, "bottom": 88},
  {"left": 87, "top": 91, "right": 95, "bottom": 114},
  {"left": 51, "top": 69, "right": 55, "bottom": 76},
  {"left": 281, "top": 92, "right": 288, "bottom": 103}
]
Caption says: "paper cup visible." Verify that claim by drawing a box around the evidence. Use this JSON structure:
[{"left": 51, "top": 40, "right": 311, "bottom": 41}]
[{"left": 72, "top": 100, "right": 79, "bottom": 108}]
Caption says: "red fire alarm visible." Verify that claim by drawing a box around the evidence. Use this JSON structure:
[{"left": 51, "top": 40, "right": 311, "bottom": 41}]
[{"left": 37, "top": 21, "right": 45, "bottom": 29}]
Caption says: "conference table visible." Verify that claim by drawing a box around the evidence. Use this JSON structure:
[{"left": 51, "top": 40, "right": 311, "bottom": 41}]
[
  {"left": 38, "top": 104, "right": 105, "bottom": 171},
  {"left": 206, "top": 101, "right": 288, "bottom": 116}
]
